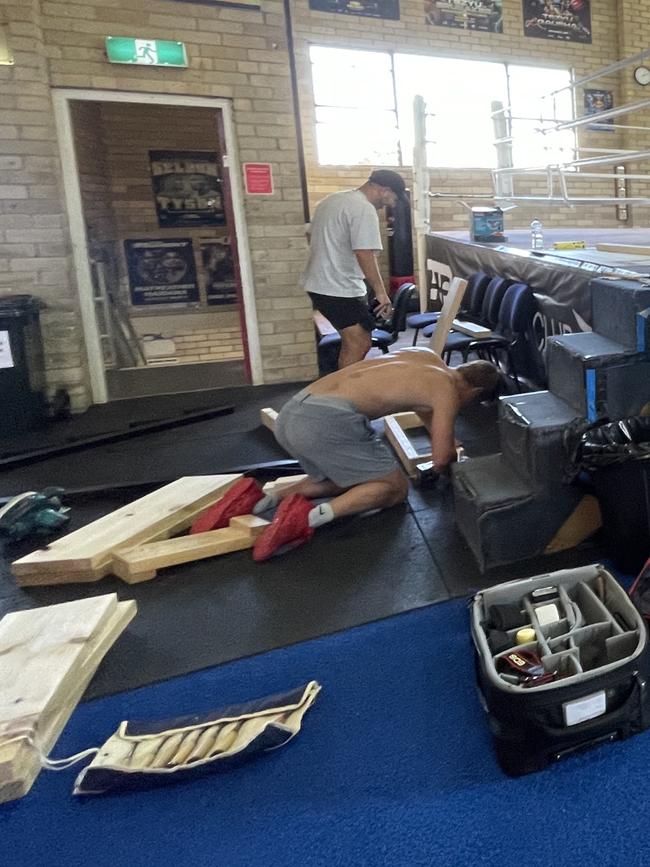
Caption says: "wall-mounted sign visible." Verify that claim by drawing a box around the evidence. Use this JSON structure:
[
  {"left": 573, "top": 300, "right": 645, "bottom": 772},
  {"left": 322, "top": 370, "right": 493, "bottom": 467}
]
[
  {"left": 425, "top": 0, "right": 502, "bottom": 32},
  {"left": 201, "top": 238, "right": 238, "bottom": 306},
  {"left": 585, "top": 89, "right": 614, "bottom": 131},
  {"left": 150, "top": 151, "right": 225, "bottom": 228},
  {"left": 523, "top": 0, "right": 591, "bottom": 43},
  {"left": 243, "top": 163, "right": 274, "bottom": 195},
  {"left": 106, "top": 37, "right": 188, "bottom": 67},
  {"left": 125, "top": 239, "right": 200, "bottom": 306},
  {"left": 309, "top": 0, "right": 399, "bottom": 19}
]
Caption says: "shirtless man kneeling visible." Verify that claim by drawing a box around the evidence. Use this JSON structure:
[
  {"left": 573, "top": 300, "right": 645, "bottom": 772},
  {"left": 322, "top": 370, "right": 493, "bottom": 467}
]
[{"left": 201, "top": 348, "right": 499, "bottom": 561}]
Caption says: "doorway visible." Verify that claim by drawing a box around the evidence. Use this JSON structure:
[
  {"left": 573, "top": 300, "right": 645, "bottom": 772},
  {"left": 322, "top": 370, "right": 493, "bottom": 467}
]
[{"left": 53, "top": 90, "right": 261, "bottom": 403}]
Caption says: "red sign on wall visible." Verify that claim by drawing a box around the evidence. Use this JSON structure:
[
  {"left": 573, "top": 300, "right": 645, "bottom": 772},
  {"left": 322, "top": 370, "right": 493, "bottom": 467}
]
[{"left": 243, "top": 163, "right": 274, "bottom": 195}]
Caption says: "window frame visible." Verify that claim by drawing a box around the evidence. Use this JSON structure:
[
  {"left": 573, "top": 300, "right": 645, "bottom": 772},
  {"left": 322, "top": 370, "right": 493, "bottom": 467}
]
[{"left": 308, "top": 44, "right": 575, "bottom": 170}]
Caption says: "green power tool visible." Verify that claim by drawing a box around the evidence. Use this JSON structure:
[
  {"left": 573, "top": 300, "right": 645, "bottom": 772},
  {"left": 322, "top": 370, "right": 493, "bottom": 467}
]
[{"left": 0, "top": 488, "right": 71, "bottom": 542}]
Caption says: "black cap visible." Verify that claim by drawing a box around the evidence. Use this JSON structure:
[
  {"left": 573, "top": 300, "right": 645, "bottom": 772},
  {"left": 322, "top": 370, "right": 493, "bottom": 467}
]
[{"left": 368, "top": 170, "right": 408, "bottom": 202}]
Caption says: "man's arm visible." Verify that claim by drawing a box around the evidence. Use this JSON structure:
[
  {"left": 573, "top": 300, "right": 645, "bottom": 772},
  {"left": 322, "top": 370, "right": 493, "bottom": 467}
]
[
  {"left": 354, "top": 249, "right": 391, "bottom": 317},
  {"left": 427, "top": 400, "right": 459, "bottom": 472}
]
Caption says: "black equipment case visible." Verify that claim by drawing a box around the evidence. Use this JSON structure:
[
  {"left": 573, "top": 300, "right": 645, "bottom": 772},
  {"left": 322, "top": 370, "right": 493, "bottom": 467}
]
[{"left": 471, "top": 564, "right": 650, "bottom": 776}]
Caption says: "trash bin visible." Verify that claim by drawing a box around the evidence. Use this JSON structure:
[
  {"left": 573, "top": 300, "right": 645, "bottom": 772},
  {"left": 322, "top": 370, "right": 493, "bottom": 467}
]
[
  {"left": 0, "top": 294, "right": 46, "bottom": 434},
  {"left": 570, "top": 417, "right": 650, "bottom": 573}
]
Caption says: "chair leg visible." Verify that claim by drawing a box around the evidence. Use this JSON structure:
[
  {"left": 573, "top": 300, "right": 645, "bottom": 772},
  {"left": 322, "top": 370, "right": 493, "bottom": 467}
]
[
  {"left": 506, "top": 347, "right": 521, "bottom": 392},
  {"left": 412, "top": 328, "right": 420, "bottom": 346}
]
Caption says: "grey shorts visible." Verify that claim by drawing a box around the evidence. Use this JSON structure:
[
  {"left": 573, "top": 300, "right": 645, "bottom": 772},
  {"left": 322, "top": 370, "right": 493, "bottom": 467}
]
[{"left": 274, "top": 388, "right": 399, "bottom": 488}]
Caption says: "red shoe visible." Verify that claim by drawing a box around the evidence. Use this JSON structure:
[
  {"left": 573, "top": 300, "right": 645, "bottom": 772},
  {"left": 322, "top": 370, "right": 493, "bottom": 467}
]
[
  {"left": 190, "top": 477, "right": 264, "bottom": 534},
  {"left": 252, "top": 494, "right": 314, "bottom": 561}
]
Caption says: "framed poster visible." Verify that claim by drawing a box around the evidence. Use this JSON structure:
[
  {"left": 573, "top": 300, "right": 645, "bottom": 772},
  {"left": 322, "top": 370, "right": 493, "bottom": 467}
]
[
  {"left": 425, "top": 0, "right": 502, "bottom": 33},
  {"left": 149, "top": 150, "right": 225, "bottom": 228},
  {"left": 585, "top": 89, "right": 613, "bottom": 130},
  {"left": 523, "top": 0, "right": 591, "bottom": 43},
  {"left": 309, "top": 0, "right": 399, "bottom": 21},
  {"left": 125, "top": 239, "right": 200, "bottom": 306},
  {"left": 201, "top": 238, "right": 238, "bottom": 306}
]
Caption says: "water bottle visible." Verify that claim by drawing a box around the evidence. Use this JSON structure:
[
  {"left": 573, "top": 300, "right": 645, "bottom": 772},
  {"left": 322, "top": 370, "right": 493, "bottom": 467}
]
[{"left": 530, "top": 219, "right": 544, "bottom": 250}]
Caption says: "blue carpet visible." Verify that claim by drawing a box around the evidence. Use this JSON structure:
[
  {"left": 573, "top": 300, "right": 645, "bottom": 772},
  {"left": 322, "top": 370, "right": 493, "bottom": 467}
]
[{"left": 2, "top": 598, "right": 650, "bottom": 867}]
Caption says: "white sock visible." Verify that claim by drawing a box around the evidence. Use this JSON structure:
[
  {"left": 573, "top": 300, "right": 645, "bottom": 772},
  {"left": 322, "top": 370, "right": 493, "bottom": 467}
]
[
  {"left": 252, "top": 493, "right": 279, "bottom": 515},
  {"left": 308, "top": 502, "right": 334, "bottom": 528}
]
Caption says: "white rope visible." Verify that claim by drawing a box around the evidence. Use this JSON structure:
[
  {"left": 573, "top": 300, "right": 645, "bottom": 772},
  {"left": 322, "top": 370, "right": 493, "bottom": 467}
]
[{"left": 2, "top": 732, "right": 98, "bottom": 771}]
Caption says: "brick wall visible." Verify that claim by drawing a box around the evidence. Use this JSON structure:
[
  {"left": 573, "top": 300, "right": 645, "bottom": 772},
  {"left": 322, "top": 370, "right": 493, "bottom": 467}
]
[
  {"left": 291, "top": 0, "right": 636, "bottom": 235},
  {"left": 0, "top": 0, "right": 318, "bottom": 411},
  {"left": 0, "top": 0, "right": 91, "bottom": 410},
  {"left": 1, "top": 0, "right": 649, "bottom": 410}
]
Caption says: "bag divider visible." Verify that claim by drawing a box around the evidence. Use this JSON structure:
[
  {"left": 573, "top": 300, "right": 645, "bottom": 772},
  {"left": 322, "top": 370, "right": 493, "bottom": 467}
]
[{"left": 573, "top": 581, "right": 624, "bottom": 634}]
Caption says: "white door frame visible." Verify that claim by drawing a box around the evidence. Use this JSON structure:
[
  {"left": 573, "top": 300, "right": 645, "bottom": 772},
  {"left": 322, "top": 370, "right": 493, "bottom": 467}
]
[{"left": 52, "top": 88, "right": 263, "bottom": 404}]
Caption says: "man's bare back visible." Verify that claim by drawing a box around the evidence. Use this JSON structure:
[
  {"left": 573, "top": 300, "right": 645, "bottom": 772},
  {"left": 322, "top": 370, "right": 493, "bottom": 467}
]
[{"left": 308, "top": 347, "right": 459, "bottom": 420}]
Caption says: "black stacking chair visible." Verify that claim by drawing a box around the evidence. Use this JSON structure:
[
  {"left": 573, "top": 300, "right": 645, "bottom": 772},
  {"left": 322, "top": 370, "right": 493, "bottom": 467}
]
[
  {"left": 463, "top": 282, "right": 538, "bottom": 391},
  {"left": 406, "top": 271, "right": 491, "bottom": 345},
  {"left": 422, "top": 275, "right": 511, "bottom": 364},
  {"left": 318, "top": 282, "right": 416, "bottom": 358}
]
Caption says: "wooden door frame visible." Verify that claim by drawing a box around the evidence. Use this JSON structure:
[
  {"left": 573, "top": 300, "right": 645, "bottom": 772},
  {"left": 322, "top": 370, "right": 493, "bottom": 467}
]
[{"left": 52, "top": 88, "right": 262, "bottom": 404}]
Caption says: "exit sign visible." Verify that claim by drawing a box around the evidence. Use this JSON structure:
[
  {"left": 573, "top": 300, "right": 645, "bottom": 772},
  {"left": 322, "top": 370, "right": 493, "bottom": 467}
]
[{"left": 105, "top": 37, "right": 188, "bottom": 68}]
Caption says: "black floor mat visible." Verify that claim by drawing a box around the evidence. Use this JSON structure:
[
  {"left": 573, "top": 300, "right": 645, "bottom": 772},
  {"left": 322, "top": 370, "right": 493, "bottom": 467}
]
[
  {"left": 0, "top": 495, "right": 448, "bottom": 699},
  {"left": 0, "top": 383, "right": 607, "bottom": 700}
]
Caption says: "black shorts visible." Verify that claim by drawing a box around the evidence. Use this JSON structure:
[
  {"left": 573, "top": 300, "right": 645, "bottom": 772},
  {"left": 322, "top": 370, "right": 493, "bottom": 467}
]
[{"left": 308, "top": 292, "right": 374, "bottom": 332}]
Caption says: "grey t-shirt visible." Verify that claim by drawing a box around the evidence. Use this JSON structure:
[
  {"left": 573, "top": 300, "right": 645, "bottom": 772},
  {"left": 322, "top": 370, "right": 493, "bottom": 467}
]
[{"left": 300, "top": 190, "right": 382, "bottom": 298}]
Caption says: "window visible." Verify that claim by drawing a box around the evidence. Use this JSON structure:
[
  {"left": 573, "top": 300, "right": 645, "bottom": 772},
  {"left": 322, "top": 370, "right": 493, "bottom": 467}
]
[
  {"left": 309, "top": 46, "right": 574, "bottom": 169},
  {"left": 309, "top": 46, "right": 399, "bottom": 166},
  {"left": 507, "top": 64, "right": 575, "bottom": 168}
]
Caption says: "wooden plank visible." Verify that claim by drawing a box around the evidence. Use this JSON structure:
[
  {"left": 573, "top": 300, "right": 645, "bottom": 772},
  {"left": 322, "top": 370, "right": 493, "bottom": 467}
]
[
  {"left": 313, "top": 311, "right": 337, "bottom": 337},
  {"left": 260, "top": 408, "right": 278, "bottom": 432},
  {"left": 12, "top": 475, "right": 242, "bottom": 585},
  {"left": 595, "top": 243, "right": 650, "bottom": 256},
  {"left": 111, "top": 515, "right": 270, "bottom": 583},
  {"left": 452, "top": 319, "right": 492, "bottom": 339},
  {"left": 429, "top": 277, "right": 468, "bottom": 356},
  {"left": 383, "top": 412, "right": 429, "bottom": 477},
  {"left": 262, "top": 474, "right": 308, "bottom": 496},
  {"left": 0, "top": 595, "right": 136, "bottom": 802}
]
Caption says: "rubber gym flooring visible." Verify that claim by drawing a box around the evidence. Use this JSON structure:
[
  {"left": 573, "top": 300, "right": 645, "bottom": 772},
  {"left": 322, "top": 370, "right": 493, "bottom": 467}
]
[{"left": 0, "top": 381, "right": 606, "bottom": 699}]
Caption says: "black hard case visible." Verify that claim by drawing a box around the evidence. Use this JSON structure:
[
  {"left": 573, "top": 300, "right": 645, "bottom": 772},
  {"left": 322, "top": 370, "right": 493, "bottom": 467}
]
[{"left": 471, "top": 564, "right": 650, "bottom": 776}]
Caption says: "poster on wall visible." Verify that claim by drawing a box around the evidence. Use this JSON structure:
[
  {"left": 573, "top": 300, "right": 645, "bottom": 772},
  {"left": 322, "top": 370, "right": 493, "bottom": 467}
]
[
  {"left": 523, "top": 0, "right": 591, "bottom": 43},
  {"left": 585, "top": 89, "right": 614, "bottom": 130},
  {"left": 125, "top": 239, "right": 200, "bottom": 306},
  {"left": 149, "top": 150, "right": 225, "bottom": 228},
  {"left": 424, "top": 0, "right": 502, "bottom": 33},
  {"left": 201, "top": 238, "right": 239, "bottom": 306},
  {"left": 309, "top": 0, "right": 399, "bottom": 21}
]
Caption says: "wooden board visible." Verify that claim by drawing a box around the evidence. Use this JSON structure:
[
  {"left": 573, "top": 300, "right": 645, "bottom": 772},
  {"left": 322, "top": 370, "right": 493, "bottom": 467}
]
[
  {"left": 260, "top": 408, "right": 278, "bottom": 432},
  {"left": 429, "top": 277, "right": 468, "bottom": 356},
  {"left": 313, "top": 311, "right": 337, "bottom": 337},
  {"left": 262, "top": 474, "right": 308, "bottom": 496},
  {"left": 452, "top": 319, "right": 492, "bottom": 339},
  {"left": 111, "top": 515, "right": 269, "bottom": 583},
  {"left": 12, "top": 475, "right": 242, "bottom": 586},
  {"left": 383, "top": 412, "right": 430, "bottom": 477},
  {"left": 596, "top": 243, "right": 650, "bottom": 256},
  {"left": 0, "top": 594, "right": 136, "bottom": 802}
]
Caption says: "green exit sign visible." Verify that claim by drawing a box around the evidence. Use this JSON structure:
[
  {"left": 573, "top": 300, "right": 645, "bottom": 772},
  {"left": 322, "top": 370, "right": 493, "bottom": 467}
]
[{"left": 105, "top": 37, "right": 188, "bottom": 68}]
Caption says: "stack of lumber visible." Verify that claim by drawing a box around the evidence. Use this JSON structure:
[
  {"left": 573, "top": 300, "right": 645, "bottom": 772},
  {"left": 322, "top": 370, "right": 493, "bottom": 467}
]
[
  {"left": 12, "top": 475, "right": 245, "bottom": 586},
  {"left": 0, "top": 594, "right": 136, "bottom": 803}
]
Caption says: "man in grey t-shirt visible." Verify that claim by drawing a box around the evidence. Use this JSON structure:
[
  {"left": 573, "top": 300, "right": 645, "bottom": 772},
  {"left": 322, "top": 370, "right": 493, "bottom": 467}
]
[{"left": 302, "top": 169, "right": 408, "bottom": 368}]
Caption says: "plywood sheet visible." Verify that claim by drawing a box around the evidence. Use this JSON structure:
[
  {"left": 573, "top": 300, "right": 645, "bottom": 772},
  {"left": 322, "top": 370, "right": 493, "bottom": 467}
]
[{"left": 0, "top": 595, "right": 136, "bottom": 802}]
